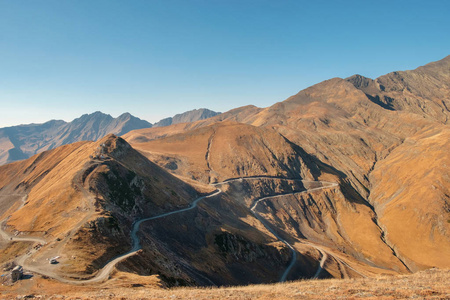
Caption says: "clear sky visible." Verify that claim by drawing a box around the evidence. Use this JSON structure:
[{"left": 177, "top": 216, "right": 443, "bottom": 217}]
[{"left": 0, "top": 0, "right": 449, "bottom": 127}]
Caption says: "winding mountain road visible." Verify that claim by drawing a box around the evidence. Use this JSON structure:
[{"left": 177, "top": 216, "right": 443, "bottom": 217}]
[
  {"left": 1, "top": 177, "right": 341, "bottom": 284},
  {"left": 313, "top": 250, "right": 328, "bottom": 279},
  {"left": 247, "top": 180, "right": 338, "bottom": 281}
]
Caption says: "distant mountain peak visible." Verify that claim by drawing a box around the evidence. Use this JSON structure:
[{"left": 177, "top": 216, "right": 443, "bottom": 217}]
[
  {"left": 153, "top": 108, "right": 220, "bottom": 127},
  {"left": 346, "top": 74, "right": 374, "bottom": 88},
  {"left": 118, "top": 112, "right": 132, "bottom": 118}
]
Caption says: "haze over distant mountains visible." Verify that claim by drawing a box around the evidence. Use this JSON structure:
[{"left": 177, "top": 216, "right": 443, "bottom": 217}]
[{"left": 0, "top": 108, "right": 220, "bottom": 165}]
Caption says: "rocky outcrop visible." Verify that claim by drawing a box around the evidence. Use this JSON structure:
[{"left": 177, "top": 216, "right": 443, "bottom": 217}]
[
  {"left": 214, "top": 232, "right": 289, "bottom": 263},
  {"left": 348, "top": 55, "right": 450, "bottom": 123}
]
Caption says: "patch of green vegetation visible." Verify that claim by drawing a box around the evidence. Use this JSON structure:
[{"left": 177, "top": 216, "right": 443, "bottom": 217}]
[
  {"left": 106, "top": 215, "right": 120, "bottom": 231},
  {"left": 214, "top": 232, "right": 269, "bottom": 262},
  {"left": 102, "top": 168, "right": 142, "bottom": 212},
  {"left": 214, "top": 233, "right": 229, "bottom": 253}
]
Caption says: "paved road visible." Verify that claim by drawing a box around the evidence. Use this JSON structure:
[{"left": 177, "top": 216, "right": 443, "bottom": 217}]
[
  {"left": 247, "top": 181, "right": 338, "bottom": 282},
  {"left": 2, "top": 176, "right": 342, "bottom": 284},
  {"left": 245, "top": 180, "right": 368, "bottom": 280},
  {"left": 16, "top": 188, "right": 224, "bottom": 285},
  {"left": 89, "top": 178, "right": 337, "bottom": 284},
  {"left": 313, "top": 250, "right": 327, "bottom": 279}
]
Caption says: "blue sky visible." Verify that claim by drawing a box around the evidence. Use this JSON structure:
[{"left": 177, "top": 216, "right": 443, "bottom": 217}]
[{"left": 0, "top": 0, "right": 449, "bottom": 127}]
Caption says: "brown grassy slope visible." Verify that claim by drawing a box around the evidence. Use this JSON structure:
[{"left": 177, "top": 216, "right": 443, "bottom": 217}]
[
  {"left": 1, "top": 268, "right": 448, "bottom": 299},
  {"left": 1, "top": 133, "right": 319, "bottom": 285},
  {"left": 0, "top": 141, "right": 92, "bottom": 236},
  {"left": 245, "top": 78, "right": 436, "bottom": 196},
  {"left": 48, "top": 135, "right": 206, "bottom": 276},
  {"left": 0, "top": 134, "right": 206, "bottom": 277},
  {"left": 123, "top": 122, "right": 199, "bottom": 143},
  {"left": 256, "top": 188, "right": 409, "bottom": 274},
  {"left": 126, "top": 123, "right": 213, "bottom": 182},
  {"left": 127, "top": 122, "right": 316, "bottom": 184},
  {"left": 0, "top": 142, "right": 89, "bottom": 197},
  {"left": 369, "top": 128, "right": 450, "bottom": 270}
]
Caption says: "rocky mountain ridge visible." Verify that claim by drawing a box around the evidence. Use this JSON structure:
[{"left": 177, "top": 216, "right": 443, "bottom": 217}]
[{"left": 0, "top": 108, "right": 220, "bottom": 166}]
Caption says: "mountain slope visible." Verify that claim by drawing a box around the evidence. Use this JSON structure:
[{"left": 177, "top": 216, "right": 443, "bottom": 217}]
[
  {"left": 368, "top": 128, "right": 450, "bottom": 270},
  {"left": 128, "top": 121, "right": 318, "bottom": 184},
  {"left": 1, "top": 135, "right": 334, "bottom": 286},
  {"left": 347, "top": 55, "right": 450, "bottom": 123},
  {"left": 125, "top": 118, "right": 413, "bottom": 276},
  {"left": 0, "top": 135, "right": 203, "bottom": 280}
]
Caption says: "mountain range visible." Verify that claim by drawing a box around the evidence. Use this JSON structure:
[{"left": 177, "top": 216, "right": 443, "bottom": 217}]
[
  {"left": 0, "top": 55, "right": 448, "bottom": 289},
  {"left": 0, "top": 108, "right": 220, "bottom": 166}
]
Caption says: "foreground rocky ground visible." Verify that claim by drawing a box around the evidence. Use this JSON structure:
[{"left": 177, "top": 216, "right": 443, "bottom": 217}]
[{"left": 1, "top": 268, "right": 448, "bottom": 299}]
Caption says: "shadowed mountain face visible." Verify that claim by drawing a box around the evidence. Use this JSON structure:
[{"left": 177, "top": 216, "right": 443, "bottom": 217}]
[
  {"left": 0, "top": 56, "right": 449, "bottom": 287},
  {"left": 0, "top": 112, "right": 152, "bottom": 166}
]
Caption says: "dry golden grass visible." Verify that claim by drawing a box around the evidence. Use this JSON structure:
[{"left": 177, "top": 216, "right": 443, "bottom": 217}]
[
  {"left": 369, "top": 128, "right": 450, "bottom": 270},
  {"left": 0, "top": 242, "right": 32, "bottom": 263},
  {"left": 128, "top": 121, "right": 314, "bottom": 185},
  {"left": 4, "top": 141, "right": 93, "bottom": 235},
  {"left": 1, "top": 268, "right": 448, "bottom": 299}
]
